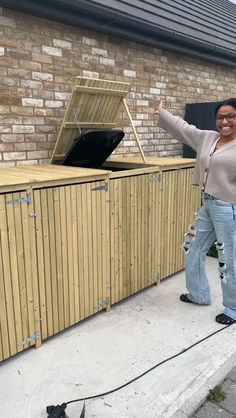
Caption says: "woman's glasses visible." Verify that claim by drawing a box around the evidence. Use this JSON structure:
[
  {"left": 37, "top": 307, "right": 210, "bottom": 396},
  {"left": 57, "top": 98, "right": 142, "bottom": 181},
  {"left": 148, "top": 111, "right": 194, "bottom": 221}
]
[{"left": 216, "top": 113, "right": 236, "bottom": 122}]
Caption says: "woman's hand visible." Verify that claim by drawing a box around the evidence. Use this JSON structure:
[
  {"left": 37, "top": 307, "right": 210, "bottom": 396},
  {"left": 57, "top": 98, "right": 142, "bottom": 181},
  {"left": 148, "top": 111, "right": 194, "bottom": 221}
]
[{"left": 151, "top": 100, "right": 164, "bottom": 116}]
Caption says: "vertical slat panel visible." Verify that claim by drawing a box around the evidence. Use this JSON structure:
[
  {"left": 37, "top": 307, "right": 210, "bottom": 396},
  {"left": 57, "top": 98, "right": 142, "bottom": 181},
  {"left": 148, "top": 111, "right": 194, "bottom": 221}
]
[
  {"left": 32, "top": 180, "right": 110, "bottom": 340},
  {"left": 160, "top": 167, "right": 201, "bottom": 280},
  {"left": 0, "top": 191, "right": 40, "bottom": 361},
  {"left": 110, "top": 172, "right": 161, "bottom": 304},
  {"left": 6, "top": 193, "right": 23, "bottom": 353},
  {"left": 0, "top": 193, "right": 17, "bottom": 357}
]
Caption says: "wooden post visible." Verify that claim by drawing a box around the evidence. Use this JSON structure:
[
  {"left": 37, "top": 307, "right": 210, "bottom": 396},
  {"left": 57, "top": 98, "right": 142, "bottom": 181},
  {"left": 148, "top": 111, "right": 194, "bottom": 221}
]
[{"left": 123, "top": 98, "right": 147, "bottom": 163}]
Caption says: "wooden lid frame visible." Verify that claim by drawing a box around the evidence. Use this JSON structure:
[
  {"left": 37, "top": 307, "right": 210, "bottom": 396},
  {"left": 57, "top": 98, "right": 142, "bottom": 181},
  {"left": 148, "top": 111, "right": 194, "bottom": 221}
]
[{"left": 51, "top": 76, "right": 146, "bottom": 164}]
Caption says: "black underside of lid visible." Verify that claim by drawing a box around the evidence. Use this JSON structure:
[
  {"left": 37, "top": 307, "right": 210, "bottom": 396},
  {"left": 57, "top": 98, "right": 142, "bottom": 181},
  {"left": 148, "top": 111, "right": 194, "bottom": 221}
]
[{"left": 62, "top": 129, "right": 125, "bottom": 168}]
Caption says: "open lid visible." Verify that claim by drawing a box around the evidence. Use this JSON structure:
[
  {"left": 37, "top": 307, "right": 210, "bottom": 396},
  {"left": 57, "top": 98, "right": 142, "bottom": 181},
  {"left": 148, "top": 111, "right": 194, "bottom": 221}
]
[
  {"left": 51, "top": 76, "right": 130, "bottom": 164},
  {"left": 62, "top": 129, "right": 125, "bottom": 168},
  {"left": 51, "top": 76, "right": 147, "bottom": 165}
]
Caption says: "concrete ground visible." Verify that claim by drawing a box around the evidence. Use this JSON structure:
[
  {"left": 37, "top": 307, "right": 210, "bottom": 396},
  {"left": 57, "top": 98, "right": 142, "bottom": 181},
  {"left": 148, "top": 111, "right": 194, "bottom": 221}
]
[{"left": 1, "top": 256, "right": 236, "bottom": 418}]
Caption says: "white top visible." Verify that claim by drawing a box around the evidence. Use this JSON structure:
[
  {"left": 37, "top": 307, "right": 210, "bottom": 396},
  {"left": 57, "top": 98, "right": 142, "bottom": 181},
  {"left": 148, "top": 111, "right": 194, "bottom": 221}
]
[{"left": 159, "top": 108, "right": 236, "bottom": 203}]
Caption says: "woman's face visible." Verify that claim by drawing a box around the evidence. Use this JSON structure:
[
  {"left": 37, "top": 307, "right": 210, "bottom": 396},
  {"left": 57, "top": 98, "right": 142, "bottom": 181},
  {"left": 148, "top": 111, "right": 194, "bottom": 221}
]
[{"left": 216, "top": 105, "right": 236, "bottom": 140}]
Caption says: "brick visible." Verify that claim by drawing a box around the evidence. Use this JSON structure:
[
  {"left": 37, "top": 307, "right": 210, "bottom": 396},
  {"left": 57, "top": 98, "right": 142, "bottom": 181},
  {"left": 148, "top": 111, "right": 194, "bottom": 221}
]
[
  {"left": 82, "top": 36, "right": 98, "bottom": 46},
  {"left": 92, "top": 47, "right": 107, "bottom": 56},
  {"left": 0, "top": 105, "right": 10, "bottom": 115},
  {"left": 15, "top": 143, "right": 37, "bottom": 151},
  {"left": 13, "top": 125, "right": 35, "bottom": 133},
  {"left": 0, "top": 16, "right": 16, "bottom": 27},
  {"left": 55, "top": 92, "right": 71, "bottom": 100},
  {"left": 32, "top": 53, "right": 53, "bottom": 64},
  {"left": 21, "top": 80, "right": 43, "bottom": 89},
  {"left": 0, "top": 57, "right": 18, "bottom": 68},
  {"left": 150, "top": 88, "right": 161, "bottom": 94},
  {"left": 53, "top": 39, "right": 72, "bottom": 49},
  {"left": 42, "top": 46, "right": 62, "bottom": 56},
  {"left": 23, "top": 116, "right": 44, "bottom": 125},
  {"left": 137, "top": 100, "right": 149, "bottom": 106},
  {"left": 27, "top": 151, "right": 48, "bottom": 159},
  {"left": 0, "top": 124, "right": 11, "bottom": 133},
  {"left": 82, "top": 54, "right": 99, "bottom": 63},
  {"left": 22, "top": 98, "right": 43, "bottom": 107},
  {"left": 16, "top": 160, "right": 38, "bottom": 166},
  {"left": 32, "top": 71, "right": 53, "bottom": 81},
  {"left": 45, "top": 100, "right": 63, "bottom": 108},
  {"left": 9, "top": 87, "right": 32, "bottom": 97},
  {"left": 0, "top": 95, "right": 22, "bottom": 106},
  {"left": 7, "top": 49, "right": 31, "bottom": 60},
  {"left": 0, "top": 143, "right": 14, "bottom": 152},
  {"left": 34, "top": 108, "right": 54, "bottom": 116},
  {"left": 82, "top": 70, "right": 99, "bottom": 78},
  {"left": 4, "top": 152, "right": 26, "bottom": 161},
  {"left": 1, "top": 134, "right": 24, "bottom": 142},
  {"left": 37, "top": 142, "right": 55, "bottom": 150},
  {"left": 39, "top": 158, "right": 51, "bottom": 164},
  {"left": 100, "top": 57, "right": 115, "bottom": 66},
  {"left": 124, "top": 69, "right": 136, "bottom": 77},
  {"left": 0, "top": 161, "right": 16, "bottom": 168},
  {"left": 7, "top": 68, "right": 31, "bottom": 78},
  {"left": 32, "top": 90, "right": 54, "bottom": 99},
  {"left": 11, "top": 106, "right": 34, "bottom": 115},
  {"left": 19, "top": 60, "right": 42, "bottom": 71},
  {"left": 0, "top": 116, "right": 22, "bottom": 124},
  {"left": 25, "top": 134, "right": 46, "bottom": 142},
  {"left": 36, "top": 125, "right": 57, "bottom": 133}
]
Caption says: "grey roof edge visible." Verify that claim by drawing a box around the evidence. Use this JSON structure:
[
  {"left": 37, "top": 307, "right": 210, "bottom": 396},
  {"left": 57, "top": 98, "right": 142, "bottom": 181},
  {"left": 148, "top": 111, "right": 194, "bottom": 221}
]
[{"left": 1, "top": 0, "right": 236, "bottom": 69}]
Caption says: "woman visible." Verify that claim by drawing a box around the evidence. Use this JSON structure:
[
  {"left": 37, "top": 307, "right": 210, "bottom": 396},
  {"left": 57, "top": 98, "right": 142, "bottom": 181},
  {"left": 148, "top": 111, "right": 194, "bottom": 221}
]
[{"left": 152, "top": 98, "right": 236, "bottom": 325}]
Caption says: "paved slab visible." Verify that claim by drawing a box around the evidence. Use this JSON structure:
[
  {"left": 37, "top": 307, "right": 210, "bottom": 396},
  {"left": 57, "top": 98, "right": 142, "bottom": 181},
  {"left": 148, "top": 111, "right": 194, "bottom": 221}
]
[
  {"left": 192, "top": 365, "right": 236, "bottom": 418},
  {"left": 0, "top": 257, "right": 236, "bottom": 418}
]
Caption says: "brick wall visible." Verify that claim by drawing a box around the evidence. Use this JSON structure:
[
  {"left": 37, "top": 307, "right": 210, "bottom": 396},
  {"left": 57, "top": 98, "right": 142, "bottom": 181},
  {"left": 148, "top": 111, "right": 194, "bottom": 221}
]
[{"left": 0, "top": 7, "right": 236, "bottom": 166}]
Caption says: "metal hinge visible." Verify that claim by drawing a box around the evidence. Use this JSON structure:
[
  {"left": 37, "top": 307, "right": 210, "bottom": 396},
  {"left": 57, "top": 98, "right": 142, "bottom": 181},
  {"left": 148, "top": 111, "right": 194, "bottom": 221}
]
[
  {"left": 29, "top": 212, "right": 38, "bottom": 218},
  {"left": 149, "top": 274, "right": 160, "bottom": 284},
  {"left": 91, "top": 183, "right": 108, "bottom": 192},
  {"left": 7, "top": 195, "right": 32, "bottom": 206},
  {"left": 94, "top": 297, "right": 110, "bottom": 309},
  {"left": 17, "top": 331, "right": 40, "bottom": 347},
  {"left": 151, "top": 174, "right": 161, "bottom": 182}
]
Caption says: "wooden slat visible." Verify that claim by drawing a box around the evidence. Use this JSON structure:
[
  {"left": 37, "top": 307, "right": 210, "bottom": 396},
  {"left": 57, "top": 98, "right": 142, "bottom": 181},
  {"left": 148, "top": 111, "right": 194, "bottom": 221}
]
[
  {"left": 4, "top": 193, "right": 23, "bottom": 354},
  {"left": 63, "top": 122, "right": 116, "bottom": 129},
  {"left": 47, "top": 188, "right": 59, "bottom": 334},
  {"left": 76, "top": 86, "right": 130, "bottom": 96},
  {"left": 66, "top": 186, "right": 76, "bottom": 325},
  {"left": 0, "top": 211, "right": 10, "bottom": 360},
  {"left": 40, "top": 189, "right": 54, "bottom": 337}
]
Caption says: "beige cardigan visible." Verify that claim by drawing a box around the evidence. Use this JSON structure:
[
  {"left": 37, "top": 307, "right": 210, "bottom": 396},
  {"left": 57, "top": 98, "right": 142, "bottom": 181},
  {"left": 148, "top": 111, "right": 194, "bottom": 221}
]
[{"left": 159, "top": 108, "right": 236, "bottom": 204}]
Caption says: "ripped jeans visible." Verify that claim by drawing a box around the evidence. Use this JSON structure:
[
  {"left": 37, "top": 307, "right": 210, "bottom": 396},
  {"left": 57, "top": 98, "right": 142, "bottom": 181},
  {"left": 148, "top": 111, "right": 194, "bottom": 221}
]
[{"left": 183, "top": 192, "right": 236, "bottom": 320}]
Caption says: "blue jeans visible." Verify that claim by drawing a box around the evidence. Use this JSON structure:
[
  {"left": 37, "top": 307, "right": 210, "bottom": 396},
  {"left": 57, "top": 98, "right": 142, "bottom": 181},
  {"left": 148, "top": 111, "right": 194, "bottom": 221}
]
[{"left": 183, "top": 192, "right": 236, "bottom": 320}]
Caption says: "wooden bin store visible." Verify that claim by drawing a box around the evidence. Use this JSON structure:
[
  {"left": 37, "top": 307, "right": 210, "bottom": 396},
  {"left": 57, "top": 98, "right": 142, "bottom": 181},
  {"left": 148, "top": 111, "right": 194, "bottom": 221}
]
[{"left": 0, "top": 77, "right": 200, "bottom": 361}]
